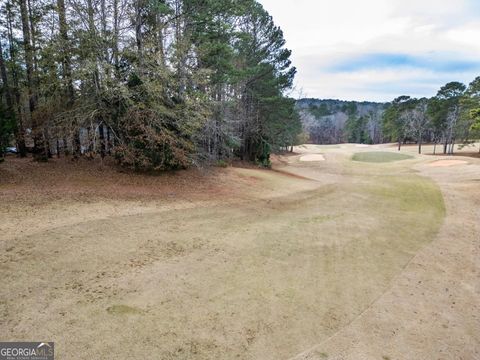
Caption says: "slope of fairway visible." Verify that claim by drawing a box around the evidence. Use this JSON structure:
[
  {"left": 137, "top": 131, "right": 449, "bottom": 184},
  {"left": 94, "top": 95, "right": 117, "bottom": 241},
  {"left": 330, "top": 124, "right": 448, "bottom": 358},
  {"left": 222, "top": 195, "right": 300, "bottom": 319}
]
[
  {"left": 0, "top": 151, "right": 448, "bottom": 360},
  {"left": 352, "top": 151, "right": 413, "bottom": 163}
]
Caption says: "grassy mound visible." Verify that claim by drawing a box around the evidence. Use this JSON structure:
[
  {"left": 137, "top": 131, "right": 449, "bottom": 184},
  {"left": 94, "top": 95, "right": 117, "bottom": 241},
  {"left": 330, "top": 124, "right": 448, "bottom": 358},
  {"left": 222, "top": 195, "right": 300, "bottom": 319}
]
[{"left": 352, "top": 151, "right": 413, "bottom": 163}]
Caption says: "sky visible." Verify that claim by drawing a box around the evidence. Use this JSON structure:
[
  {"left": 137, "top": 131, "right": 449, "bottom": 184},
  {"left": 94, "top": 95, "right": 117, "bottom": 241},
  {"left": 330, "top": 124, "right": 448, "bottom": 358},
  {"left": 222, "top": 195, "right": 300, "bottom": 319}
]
[{"left": 257, "top": 0, "right": 480, "bottom": 102}]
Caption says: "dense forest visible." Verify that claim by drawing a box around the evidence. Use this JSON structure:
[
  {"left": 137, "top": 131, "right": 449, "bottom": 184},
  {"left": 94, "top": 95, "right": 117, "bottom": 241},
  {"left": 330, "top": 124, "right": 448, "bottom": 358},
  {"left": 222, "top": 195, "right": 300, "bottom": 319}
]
[
  {"left": 296, "top": 99, "right": 385, "bottom": 144},
  {"left": 0, "top": 0, "right": 302, "bottom": 169},
  {"left": 297, "top": 79, "right": 480, "bottom": 153}
]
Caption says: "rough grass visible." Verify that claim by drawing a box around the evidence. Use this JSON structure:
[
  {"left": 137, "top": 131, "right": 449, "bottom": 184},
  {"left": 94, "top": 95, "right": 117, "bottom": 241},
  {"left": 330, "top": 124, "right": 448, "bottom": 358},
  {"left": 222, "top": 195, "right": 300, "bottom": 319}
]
[{"left": 352, "top": 151, "right": 413, "bottom": 163}]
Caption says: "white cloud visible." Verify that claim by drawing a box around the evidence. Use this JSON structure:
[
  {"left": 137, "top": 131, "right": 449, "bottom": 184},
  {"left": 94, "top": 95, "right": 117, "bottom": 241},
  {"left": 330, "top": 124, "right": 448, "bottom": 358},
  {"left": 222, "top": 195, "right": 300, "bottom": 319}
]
[
  {"left": 446, "top": 22, "right": 480, "bottom": 48},
  {"left": 258, "top": 0, "right": 480, "bottom": 101}
]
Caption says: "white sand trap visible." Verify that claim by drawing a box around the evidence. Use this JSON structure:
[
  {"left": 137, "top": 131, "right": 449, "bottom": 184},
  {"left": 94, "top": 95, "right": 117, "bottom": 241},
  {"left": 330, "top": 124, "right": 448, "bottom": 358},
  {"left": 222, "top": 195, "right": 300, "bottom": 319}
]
[
  {"left": 300, "top": 154, "right": 325, "bottom": 162},
  {"left": 355, "top": 144, "right": 370, "bottom": 148},
  {"left": 429, "top": 159, "right": 468, "bottom": 167}
]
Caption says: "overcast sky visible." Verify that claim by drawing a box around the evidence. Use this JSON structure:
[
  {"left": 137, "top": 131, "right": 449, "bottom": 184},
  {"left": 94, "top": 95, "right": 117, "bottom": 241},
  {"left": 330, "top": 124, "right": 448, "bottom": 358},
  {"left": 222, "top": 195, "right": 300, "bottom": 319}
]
[{"left": 257, "top": 0, "right": 480, "bottom": 102}]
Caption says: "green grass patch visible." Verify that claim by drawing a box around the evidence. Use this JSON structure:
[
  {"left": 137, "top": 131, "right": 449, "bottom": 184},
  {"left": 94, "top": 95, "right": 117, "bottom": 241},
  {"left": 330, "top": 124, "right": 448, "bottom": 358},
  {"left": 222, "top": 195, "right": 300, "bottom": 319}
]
[
  {"left": 298, "top": 214, "right": 341, "bottom": 225},
  {"left": 362, "top": 175, "right": 445, "bottom": 243},
  {"left": 106, "top": 304, "right": 142, "bottom": 315},
  {"left": 365, "top": 176, "right": 445, "bottom": 216},
  {"left": 352, "top": 152, "right": 413, "bottom": 163}
]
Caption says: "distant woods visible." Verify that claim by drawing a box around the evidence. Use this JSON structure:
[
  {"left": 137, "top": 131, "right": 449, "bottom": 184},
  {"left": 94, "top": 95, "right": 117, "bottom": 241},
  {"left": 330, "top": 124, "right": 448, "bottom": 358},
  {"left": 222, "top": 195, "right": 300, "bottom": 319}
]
[
  {"left": 0, "top": 0, "right": 302, "bottom": 169},
  {"left": 298, "top": 78, "right": 480, "bottom": 154},
  {"left": 297, "top": 99, "right": 385, "bottom": 145},
  {"left": 383, "top": 80, "right": 480, "bottom": 154}
]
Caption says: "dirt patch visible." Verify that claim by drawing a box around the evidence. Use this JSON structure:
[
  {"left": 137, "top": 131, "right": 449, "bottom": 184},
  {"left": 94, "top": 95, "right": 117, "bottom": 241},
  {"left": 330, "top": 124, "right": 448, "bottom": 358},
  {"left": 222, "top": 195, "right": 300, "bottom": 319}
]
[
  {"left": 0, "top": 156, "right": 273, "bottom": 207},
  {"left": 455, "top": 152, "right": 480, "bottom": 159},
  {"left": 299, "top": 154, "right": 325, "bottom": 162},
  {"left": 428, "top": 159, "right": 469, "bottom": 167}
]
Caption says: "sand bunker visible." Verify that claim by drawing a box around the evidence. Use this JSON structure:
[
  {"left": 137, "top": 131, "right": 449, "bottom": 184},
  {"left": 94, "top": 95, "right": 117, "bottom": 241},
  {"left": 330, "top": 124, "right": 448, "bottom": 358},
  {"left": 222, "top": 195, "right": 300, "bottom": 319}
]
[
  {"left": 300, "top": 154, "right": 325, "bottom": 162},
  {"left": 355, "top": 144, "right": 370, "bottom": 148},
  {"left": 429, "top": 159, "right": 468, "bottom": 167}
]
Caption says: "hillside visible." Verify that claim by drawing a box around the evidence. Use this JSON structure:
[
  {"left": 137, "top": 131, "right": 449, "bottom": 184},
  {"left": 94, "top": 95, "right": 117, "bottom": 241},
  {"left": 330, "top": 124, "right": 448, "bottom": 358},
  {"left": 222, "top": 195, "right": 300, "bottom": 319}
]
[{"left": 296, "top": 99, "right": 386, "bottom": 144}]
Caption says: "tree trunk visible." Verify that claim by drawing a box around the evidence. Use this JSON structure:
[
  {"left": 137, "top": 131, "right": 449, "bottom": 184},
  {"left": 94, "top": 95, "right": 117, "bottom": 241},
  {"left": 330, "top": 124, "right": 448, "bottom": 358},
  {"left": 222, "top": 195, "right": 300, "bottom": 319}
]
[
  {"left": 157, "top": 16, "right": 166, "bottom": 67},
  {"left": 418, "top": 131, "right": 422, "bottom": 154},
  {"left": 27, "top": 0, "right": 39, "bottom": 76},
  {"left": 100, "top": 0, "right": 110, "bottom": 78},
  {"left": 174, "top": 0, "right": 188, "bottom": 99},
  {"left": 135, "top": 0, "right": 143, "bottom": 66},
  {"left": 44, "top": 125, "right": 52, "bottom": 158},
  {"left": 57, "top": 0, "right": 74, "bottom": 105},
  {"left": 113, "top": 0, "right": 120, "bottom": 76},
  {"left": 0, "top": 39, "right": 15, "bottom": 158},
  {"left": 447, "top": 106, "right": 459, "bottom": 156},
  {"left": 98, "top": 123, "right": 106, "bottom": 158},
  {"left": 5, "top": 0, "right": 27, "bottom": 157},
  {"left": 450, "top": 140, "right": 455, "bottom": 155},
  {"left": 86, "top": 0, "right": 100, "bottom": 92},
  {"left": 106, "top": 127, "right": 112, "bottom": 154},
  {"left": 73, "top": 132, "right": 81, "bottom": 159},
  {"left": 0, "top": 41, "right": 13, "bottom": 110},
  {"left": 19, "top": 0, "right": 46, "bottom": 161}
]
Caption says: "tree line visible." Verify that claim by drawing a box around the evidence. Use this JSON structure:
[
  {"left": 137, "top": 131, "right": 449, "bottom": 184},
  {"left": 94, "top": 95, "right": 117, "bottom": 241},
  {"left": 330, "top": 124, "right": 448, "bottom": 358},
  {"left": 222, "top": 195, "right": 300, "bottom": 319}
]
[
  {"left": 383, "top": 79, "right": 480, "bottom": 154},
  {"left": 297, "top": 79, "right": 480, "bottom": 151},
  {"left": 0, "top": 0, "right": 302, "bottom": 169},
  {"left": 297, "top": 99, "right": 385, "bottom": 145}
]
